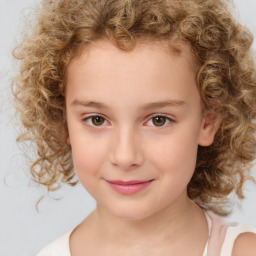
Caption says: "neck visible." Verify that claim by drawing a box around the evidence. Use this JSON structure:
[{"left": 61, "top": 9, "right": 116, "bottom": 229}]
[{"left": 91, "top": 196, "right": 205, "bottom": 246}]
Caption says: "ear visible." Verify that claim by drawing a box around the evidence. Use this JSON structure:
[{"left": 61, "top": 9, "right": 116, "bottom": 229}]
[
  {"left": 63, "top": 123, "right": 71, "bottom": 145},
  {"left": 66, "top": 134, "right": 71, "bottom": 145},
  {"left": 198, "top": 111, "right": 220, "bottom": 146}
]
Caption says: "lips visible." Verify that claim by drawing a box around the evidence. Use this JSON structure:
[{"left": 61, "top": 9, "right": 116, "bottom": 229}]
[
  {"left": 108, "top": 180, "right": 152, "bottom": 185},
  {"left": 105, "top": 179, "right": 154, "bottom": 195}
]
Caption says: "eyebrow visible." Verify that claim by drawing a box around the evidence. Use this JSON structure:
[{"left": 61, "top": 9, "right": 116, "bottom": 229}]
[{"left": 71, "top": 98, "right": 185, "bottom": 111}]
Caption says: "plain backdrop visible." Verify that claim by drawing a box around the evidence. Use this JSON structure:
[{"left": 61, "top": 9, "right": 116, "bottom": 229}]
[{"left": 0, "top": 1, "right": 256, "bottom": 256}]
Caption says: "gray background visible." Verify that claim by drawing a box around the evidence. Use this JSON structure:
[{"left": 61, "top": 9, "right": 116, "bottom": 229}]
[{"left": 0, "top": 1, "right": 256, "bottom": 255}]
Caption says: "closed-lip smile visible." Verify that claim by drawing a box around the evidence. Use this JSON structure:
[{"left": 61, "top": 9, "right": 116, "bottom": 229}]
[{"left": 105, "top": 179, "right": 154, "bottom": 195}]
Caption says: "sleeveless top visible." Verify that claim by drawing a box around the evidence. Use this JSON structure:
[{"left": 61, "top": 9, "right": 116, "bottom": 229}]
[{"left": 37, "top": 212, "right": 256, "bottom": 256}]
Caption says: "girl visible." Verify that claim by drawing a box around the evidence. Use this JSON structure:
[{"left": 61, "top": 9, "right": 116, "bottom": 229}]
[{"left": 12, "top": 0, "right": 256, "bottom": 255}]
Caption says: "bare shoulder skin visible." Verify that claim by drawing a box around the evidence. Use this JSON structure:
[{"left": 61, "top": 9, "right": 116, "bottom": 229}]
[{"left": 232, "top": 232, "right": 256, "bottom": 256}]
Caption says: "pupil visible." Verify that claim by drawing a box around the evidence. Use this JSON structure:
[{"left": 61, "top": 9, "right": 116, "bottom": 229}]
[
  {"left": 92, "top": 116, "right": 104, "bottom": 125},
  {"left": 153, "top": 116, "right": 165, "bottom": 126}
]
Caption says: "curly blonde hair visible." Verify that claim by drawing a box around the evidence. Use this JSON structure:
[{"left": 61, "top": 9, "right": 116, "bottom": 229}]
[{"left": 12, "top": 0, "right": 256, "bottom": 214}]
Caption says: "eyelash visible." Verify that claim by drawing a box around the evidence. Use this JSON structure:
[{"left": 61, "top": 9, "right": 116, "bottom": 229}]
[{"left": 82, "top": 114, "right": 175, "bottom": 128}]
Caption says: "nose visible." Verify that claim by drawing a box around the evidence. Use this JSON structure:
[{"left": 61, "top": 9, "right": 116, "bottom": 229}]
[{"left": 109, "top": 126, "right": 144, "bottom": 170}]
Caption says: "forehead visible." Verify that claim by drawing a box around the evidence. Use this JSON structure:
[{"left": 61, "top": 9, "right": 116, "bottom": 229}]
[
  {"left": 66, "top": 40, "right": 197, "bottom": 100},
  {"left": 65, "top": 39, "right": 201, "bottom": 113},
  {"left": 66, "top": 39, "right": 198, "bottom": 79}
]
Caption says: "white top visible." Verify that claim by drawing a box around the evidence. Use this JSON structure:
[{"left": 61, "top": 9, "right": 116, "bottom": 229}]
[{"left": 37, "top": 212, "right": 256, "bottom": 256}]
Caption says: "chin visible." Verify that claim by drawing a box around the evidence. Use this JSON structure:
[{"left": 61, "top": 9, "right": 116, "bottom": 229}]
[{"left": 107, "top": 203, "right": 157, "bottom": 221}]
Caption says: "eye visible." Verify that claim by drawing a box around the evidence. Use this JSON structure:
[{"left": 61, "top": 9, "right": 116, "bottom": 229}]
[
  {"left": 146, "top": 115, "right": 174, "bottom": 127},
  {"left": 82, "top": 114, "right": 174, "bottom": 128},
  {"left": 83, "top": 115, "right": 107, "bottom": 127}
]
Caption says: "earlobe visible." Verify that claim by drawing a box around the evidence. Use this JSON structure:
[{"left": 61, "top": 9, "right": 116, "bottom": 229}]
[
  {"left": 66, "top": 136, "right": 71, "bottom": 145},
  {"left": 198, "top": 112, "right": 220, "bottom": 147},
  {"left": 63, "top": 124, "right": 71, "bottom": 145}
]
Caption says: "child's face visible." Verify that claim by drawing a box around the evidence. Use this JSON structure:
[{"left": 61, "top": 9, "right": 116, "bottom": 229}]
[{"left": 65, "top": 40, "right": 216, "bottom": 220}]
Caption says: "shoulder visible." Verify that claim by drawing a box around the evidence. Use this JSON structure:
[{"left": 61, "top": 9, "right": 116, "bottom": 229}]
[
  {"left": 221, "top": 222, "right": 256, "bottom": 256},
  {"left": 206, "top": 212, "right": 256, "bottom": 256},
  {"left": 232, "top": 232, "right": 256, "bottom": 256},
  {"left": 36, "top": 229, "right": 73, "bottom": 256}
]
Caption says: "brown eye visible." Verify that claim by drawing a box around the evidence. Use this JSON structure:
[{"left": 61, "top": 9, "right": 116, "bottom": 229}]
[
  {"left": 152, "top": 116, "right": 167, "bottom": 126},
  {"left": 147, "top": 115, "right": 173, "bottom": 127},
  {"left": 83, "top": 115, "right": 107, "bottom": 127},
  {"left": 92, "top": 116, "right": 104, "bottom": 125}
]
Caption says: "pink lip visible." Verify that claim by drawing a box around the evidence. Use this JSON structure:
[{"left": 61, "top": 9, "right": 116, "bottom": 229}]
[{"left": 106, "top": 179, "right": 154, "bottom": 195}]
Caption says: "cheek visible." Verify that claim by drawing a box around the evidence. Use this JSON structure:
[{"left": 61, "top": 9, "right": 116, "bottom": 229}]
[
  {"left": 145, "top": 132, "right": 199, "bottom": 203},
  {"left": 70, "top": 135, "right": 108, "bottom": 186},
  {"left": 147, "top": 127, "right": 199, "bottom": 179}
]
